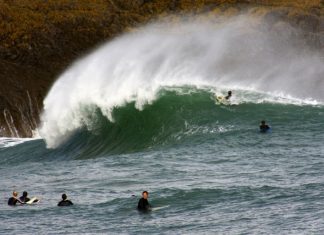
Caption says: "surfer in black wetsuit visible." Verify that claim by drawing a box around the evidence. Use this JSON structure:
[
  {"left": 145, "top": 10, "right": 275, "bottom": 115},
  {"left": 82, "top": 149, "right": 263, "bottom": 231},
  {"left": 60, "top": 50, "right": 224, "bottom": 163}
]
[
  {"left": 19, "top": 191, "right": 39, "bottom": 203},
  {"left": 260, "top": 120, "right": 270, "bottom": 133},
  {"left": 19, "top": 191, "right": 30, "bottom": 203},
  {"left": 8, "top": 191, "right": 24, "bottom": 206},
  {"left": 225, "top": 91, "right": 232, "bottom": 100},
  {"left": 57, "top": 194, "right": 73, "bottom": 206},
  {"left": 137, "top": 191, "right": 151, "bottom": 211}
]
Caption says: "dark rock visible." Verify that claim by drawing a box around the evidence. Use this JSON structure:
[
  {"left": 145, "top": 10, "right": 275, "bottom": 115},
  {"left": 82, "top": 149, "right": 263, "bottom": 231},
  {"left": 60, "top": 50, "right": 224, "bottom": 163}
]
[
  {"left": 297, "top": 14, "right": 319, "bottom": 32},
  {"left": 263, "top": 9, "right": 288, "bottom": 28}
]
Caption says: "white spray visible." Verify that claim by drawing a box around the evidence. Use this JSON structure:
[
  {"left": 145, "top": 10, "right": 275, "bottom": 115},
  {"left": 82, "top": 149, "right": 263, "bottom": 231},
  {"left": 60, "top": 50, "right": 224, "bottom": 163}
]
[{"left": 40, "top": 16, "right": 324, "bottom": 148}]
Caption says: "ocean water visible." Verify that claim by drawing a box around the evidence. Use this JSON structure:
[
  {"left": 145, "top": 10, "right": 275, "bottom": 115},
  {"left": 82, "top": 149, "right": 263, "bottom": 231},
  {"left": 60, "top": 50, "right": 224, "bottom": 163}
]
[
  {"left": 1, "top": 17, "right": 324, "bottom": 234},
  {"left": 1, "top": 89, "right": 324, "bottom": 234}
]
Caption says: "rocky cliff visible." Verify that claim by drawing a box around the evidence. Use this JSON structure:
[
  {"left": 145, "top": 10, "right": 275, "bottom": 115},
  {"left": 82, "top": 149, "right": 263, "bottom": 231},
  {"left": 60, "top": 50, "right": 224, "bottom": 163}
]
[{"left": 0, "top": 0, "right": 322, "bottom": 137}]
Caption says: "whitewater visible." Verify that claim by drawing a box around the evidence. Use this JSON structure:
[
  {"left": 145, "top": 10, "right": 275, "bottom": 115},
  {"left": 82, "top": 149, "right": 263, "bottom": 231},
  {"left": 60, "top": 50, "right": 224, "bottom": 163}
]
[
  {"left": 1, "top": 16, "right": 324, "bottom": 234},
  {"left": 39, "top": 16, "right": 324, "bottom": 148}
]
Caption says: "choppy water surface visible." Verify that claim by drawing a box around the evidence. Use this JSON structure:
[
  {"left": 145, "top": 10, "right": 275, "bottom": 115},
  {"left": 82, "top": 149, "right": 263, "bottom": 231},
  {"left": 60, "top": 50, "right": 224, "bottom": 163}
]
[{"left": 1, "top": 93, "right": 324, "bottom": 234}]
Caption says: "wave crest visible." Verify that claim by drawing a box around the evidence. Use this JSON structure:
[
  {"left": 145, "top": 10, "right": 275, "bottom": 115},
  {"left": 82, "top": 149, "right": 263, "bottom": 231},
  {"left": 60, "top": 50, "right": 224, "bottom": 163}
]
[{"left": 40, "top": 16, "right": 324, "bottom": 148}]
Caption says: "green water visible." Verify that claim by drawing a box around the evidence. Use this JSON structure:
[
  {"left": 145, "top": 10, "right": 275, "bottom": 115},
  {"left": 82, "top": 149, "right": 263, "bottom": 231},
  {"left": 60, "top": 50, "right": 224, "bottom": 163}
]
[{"left": 1, "top": 89, "right": 324, "bottom": 234}]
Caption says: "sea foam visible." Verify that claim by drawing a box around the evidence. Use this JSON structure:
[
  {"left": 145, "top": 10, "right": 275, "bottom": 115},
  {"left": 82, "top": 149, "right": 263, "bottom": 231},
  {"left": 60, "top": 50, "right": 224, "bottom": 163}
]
[{"left": 40, "top": 16, "right": 324, "bottom": 148}]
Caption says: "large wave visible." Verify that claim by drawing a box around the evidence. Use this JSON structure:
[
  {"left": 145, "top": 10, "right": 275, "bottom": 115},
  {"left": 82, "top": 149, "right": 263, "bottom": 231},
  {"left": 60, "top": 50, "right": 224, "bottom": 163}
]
[
  {"left": 39, "top": 88, "right": 322, "bottom": 158},
  {"left": 40, "top": 16, "right": 324, "bottom": 149}
]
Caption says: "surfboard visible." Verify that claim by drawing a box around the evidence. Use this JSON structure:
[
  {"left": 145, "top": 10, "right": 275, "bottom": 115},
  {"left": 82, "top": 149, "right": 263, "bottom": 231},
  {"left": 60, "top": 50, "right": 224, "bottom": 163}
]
[
  {"left": 215, "top": 96, "right": 229, "bottom": 105},
  {"left": 151, "top": 205, "right": 169, "bottom": 211},
  {"left": 25, "top": 197, "right": 39, "bottom": 205}
]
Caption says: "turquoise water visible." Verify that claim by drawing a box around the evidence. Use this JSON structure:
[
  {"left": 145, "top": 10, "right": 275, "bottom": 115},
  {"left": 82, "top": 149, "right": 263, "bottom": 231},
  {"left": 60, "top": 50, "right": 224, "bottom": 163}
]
[{"left": 1, "top": 89, "right": 324, "bottom": 234}]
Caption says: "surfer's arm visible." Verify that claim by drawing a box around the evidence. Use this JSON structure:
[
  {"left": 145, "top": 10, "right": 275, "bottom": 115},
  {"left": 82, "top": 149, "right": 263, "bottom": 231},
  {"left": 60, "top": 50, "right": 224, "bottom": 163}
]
[{"left": 17, "top": 199, "right": 25, "bottom": 204}]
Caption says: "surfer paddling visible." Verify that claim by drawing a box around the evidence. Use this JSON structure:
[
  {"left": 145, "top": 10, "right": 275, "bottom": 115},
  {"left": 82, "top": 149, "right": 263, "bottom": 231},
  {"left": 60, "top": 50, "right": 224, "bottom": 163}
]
[
  {"left": 137, "top": 191, "right": 151, "bottom": 211},
  {"left": 260, "top": 120, "right": 270, "bottom": 133}
]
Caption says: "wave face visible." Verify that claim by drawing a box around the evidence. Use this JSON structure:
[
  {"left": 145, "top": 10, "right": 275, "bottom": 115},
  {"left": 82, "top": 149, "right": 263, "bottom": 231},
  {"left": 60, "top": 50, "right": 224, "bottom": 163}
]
[
  {"left": 40, "top": 16, "right": 324, "bottom": 149},
  {"left": 34, "top": 87, "right": 324, "bottom": 160}
]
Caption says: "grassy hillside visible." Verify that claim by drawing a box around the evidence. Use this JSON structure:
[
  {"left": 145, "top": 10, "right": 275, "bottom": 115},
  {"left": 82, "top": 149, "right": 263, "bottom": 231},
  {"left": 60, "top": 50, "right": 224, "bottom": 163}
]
[{"left": 0, "top": 0, "right": 322, "bottom": 137}]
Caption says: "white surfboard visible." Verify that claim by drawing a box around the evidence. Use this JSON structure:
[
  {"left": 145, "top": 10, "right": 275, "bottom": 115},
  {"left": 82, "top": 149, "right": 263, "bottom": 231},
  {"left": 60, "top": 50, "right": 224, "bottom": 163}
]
[
  {"left": 151, "top": 205, "right": 169, "bottom": 211},
  {"left": 215, "top": 96, "right": 229, "bottom": 105},
  {"left": 26, "top": 197, "right": 39, "bottom": 205}
]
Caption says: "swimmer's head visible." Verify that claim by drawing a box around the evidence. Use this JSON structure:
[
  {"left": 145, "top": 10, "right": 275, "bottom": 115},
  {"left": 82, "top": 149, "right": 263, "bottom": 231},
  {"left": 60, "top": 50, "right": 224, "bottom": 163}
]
[
  {"left": 23, "top": 191, "right": 28, "bottom": 197},
  {"left": 142, "top": 191, "right": 149, "bottom": 199},
  {"left": 228, "top": 91, "right": 232, "bottom": 95},
  {"left": 261, "top": 120, "right": 266, "bottom": 124},
  {"left": 62, "top": 194, "right": 67, "bottom": 200},
  {"left": 13, "top": 191, "right": 18, "bottom": 197}
]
